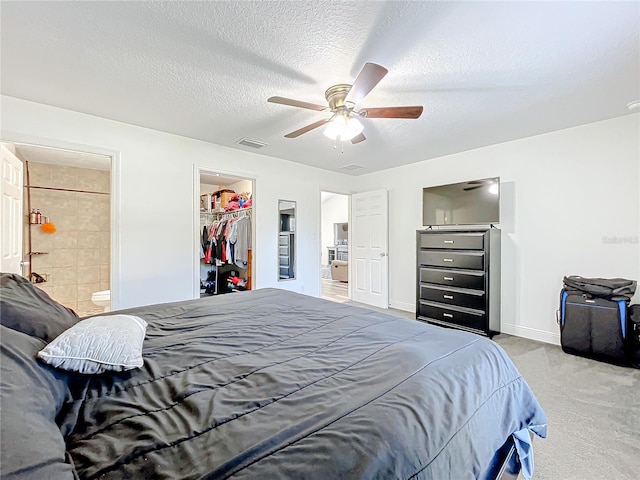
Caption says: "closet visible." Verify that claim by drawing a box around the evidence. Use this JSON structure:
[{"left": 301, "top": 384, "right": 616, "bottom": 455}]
[{"left": 199, "top": 172, "right": 254, "bottom": 297}]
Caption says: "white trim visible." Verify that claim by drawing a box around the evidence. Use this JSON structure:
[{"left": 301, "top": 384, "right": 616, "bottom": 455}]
[
  {"left": 500, "top": 322, "right": 560, "bottom": 345},
  {"left": 389, "top": 299, "right": 414, "bottom": 312},
  {"left": 0, "top": 132, "right": 121, "bottom": 310}
]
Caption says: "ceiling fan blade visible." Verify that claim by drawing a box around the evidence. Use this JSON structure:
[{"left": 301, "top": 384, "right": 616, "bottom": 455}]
[
  {"left": 350, "top": 132, "right": 366, "bottom": 144},
  {"left": 345, "top": 62, "right": 388, "bottom": 105},
  {"left": 359, "top": 106, "right": 423, "bottom": 119},
  {"left": 463, "top": 186, "right": 483, "bottom": 191},
  {"left": 284, "top": 118, "right": 329, "bottom": 138},
  {"left": 268, "top": 96, "right": 327, "bottom": 112}
]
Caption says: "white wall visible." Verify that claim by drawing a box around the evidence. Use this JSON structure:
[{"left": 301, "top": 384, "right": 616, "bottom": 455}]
[
  {"left": 354, "top": 114, "right": 640, "bottom": 344},
  {"left": 1, "top": 96, "right": 353, "bottom": 309},
  {"left": 3, "top": 95, "right": 637, "bottom": 345},
  {"left": 321, "top": 194, "right": 349, "bottom": 266}
]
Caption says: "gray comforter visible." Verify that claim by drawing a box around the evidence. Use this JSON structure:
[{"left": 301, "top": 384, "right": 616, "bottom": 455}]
[{"left": 3, "top": 288, "right": 547, "bottom": 479}]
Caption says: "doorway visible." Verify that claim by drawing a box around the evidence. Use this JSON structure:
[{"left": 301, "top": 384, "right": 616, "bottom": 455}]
[
  {"left": 1, "top": 141, "right": 114, "bottom": 317},
  {"left": 196, "top": 168, "right": 255, "bottom": 298},
  {"left": 320, "top": 191, "right": 350, "bottom": 303}
]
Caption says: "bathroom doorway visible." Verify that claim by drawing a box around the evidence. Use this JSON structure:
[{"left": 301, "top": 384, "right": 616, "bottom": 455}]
[
  {"left": 1, "top": 142, "right": 113, "bottom": 317},
  {"left": 195, "top": 168, "right": 255, "bottom": 298},
  {"left": 320, "top": 191, "right": 350, "bottom": 303}
]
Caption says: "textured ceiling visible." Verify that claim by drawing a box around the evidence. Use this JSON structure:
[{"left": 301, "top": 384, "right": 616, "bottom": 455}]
[{"left": 1, "top": 1, "right": 638, "bottom": 175}]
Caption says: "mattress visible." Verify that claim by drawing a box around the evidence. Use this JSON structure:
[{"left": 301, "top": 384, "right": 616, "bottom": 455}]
[{"left": 2, "top": 287, "right": 547, "bottom": 479}]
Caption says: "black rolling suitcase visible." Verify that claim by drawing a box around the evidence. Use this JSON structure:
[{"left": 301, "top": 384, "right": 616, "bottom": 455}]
[
  {"left": 558, "top": 290, "right": 628, "bottom": 365},
  {"left": 629, "top": 304, "right": 640, "bottom": 368}
]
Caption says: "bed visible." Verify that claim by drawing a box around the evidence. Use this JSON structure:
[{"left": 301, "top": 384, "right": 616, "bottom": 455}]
[{"left": 1, "top": 274, "right": 547, "bottom": 480}]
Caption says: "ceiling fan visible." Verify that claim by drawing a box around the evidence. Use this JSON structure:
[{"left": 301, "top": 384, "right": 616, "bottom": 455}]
[{"left": 268, "top": 63, "right": 423, "bottom": 144}]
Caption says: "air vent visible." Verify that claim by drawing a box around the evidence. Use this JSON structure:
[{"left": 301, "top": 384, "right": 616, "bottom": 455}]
[
  {"left": 340, "top": 164, "right": 363, "bottom": 171},
  {"left": 237, "top": 138, "right": 268, "bottom": 149}
]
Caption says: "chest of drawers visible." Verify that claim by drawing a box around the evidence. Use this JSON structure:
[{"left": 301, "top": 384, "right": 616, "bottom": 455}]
[{"left": 416, "top": 229, "right": 501, "bottom": 336}]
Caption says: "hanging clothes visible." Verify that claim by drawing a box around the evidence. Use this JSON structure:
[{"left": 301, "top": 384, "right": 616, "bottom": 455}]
[{"left": 231, "top": 216, "right": 251, "bottom": 269}]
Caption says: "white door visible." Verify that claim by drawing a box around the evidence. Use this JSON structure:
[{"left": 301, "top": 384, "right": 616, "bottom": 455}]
[
  {"left": 351, "top": 189, "right": 388, "bottom": 308},
  {"left": 1, "top": 144, "right": 24, "bottom": 275}
]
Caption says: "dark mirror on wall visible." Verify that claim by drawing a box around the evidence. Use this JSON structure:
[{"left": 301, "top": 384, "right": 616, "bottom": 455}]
[{"left": 278, "top": 200, "right": 296, "bottom": 280}]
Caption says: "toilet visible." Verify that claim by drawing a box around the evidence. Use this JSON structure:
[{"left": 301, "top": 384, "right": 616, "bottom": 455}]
[{"left": 91, "top": 290, "right": 111, "bottom": 312}]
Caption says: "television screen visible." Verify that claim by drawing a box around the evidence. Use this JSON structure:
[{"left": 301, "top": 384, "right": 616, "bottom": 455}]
[{"left": 422, "top": 177, "right": 500, "bottom": 226}]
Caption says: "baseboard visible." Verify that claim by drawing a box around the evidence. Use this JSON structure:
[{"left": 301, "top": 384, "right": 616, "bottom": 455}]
[
  {"left": 500, "top": 323, "right": 560, "bottom": 346},
  {"left": 389, "top": 299, "right": 414, "bottom": 313}
]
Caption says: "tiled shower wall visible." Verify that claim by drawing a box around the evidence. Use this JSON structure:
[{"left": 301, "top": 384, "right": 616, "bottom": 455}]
[{"left": 25, "top": 162, "right": 110, "bottom": 317}]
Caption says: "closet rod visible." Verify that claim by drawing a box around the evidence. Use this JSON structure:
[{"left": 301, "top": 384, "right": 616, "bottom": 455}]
[
  {"left": 201, "top": 207, "right": 252, "bottom": 220},
  {"left": 25, "top": 185, "right": 109, "bottom": 195}
]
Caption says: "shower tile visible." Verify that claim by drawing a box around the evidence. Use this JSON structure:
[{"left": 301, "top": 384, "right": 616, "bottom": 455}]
[
  {"left": 77, "top": 213, "right": 100, "bottom": 232},
  {"left": 98, "top": 214, "right": 111, "bottom": 232},
  {"left": 78, "top": 282, "right": 101, "bottom": 302},
  {"left": 78, "top": 193, "right": 102, "bottom": 211},
  {"left": 100, "top": 248, "right": 110, "bottom": 265},
  {"left": 53, "top": 249, "right": 78, "bottom": 267},
  {"left": 99, "top": 232, "right": 110, "bottom": 249},
  {"left": 98, "top": 173, "right": 111, "bottom": 193},
  {"left": 52, "top": 285, "right": 77, "bottom": 303},
  {"left": 77, "top": 265, "right": 100, "bottom": 284},
  {"left": 31, "top": 230, "right": 54, "bottom": 252},
  {"left": 27, "top": 163, "right": 53, "bottom": 187},
  {"left": 100, "top": 264, "right": 110, "bottom": 283},
  {"left": 77, "top": 248, "right": 101, "bottom": 266},
  {"left": 78, "top": 231, "right": 101, "bottom": 248},
  {"left": 45, "top": 191, "right": 77, "bottom": 215},
  {"left": 31, "top": 252, "right": 53, "bottom": 269},
  {"left": 51, "top": 267, "right": 78, "bottom": 286},
  {"left": 52, "top": 230, "right": 78, "bottom": 249},
  {"left": 77, "top": 169, "right": 110, "bottom": 193},
  {"left": 51, "top": 165, "right": 78, "bottom": 189}
]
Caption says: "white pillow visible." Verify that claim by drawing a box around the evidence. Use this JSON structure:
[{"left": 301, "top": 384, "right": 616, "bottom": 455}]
[{"left": 38, "top": 314, "right": 147, "bottom": 374}]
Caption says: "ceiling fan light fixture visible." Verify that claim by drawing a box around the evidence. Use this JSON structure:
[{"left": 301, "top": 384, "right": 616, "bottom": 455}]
[{"left": 323, "top": 114, "right": 363, "bottom": 142}]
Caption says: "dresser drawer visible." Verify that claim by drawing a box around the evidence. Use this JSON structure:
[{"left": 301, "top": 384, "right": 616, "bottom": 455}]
[
  {"left": 419, "top": 284, "right": 485, "bottom": 311},
  {"left": 418, "top": 301, "right": 486, "bottom": 332},
  {"left": 419, "top": 232, "right": 484, "bottom": 250},
  {"left": 418, "top": 250, "right": 484, "bottom": 270},
  {"left": 279, "top": 255, "right": 290, "bottom": 266},
  {"left": 419, "top": 267, "right": 485, "bottom": 290}
]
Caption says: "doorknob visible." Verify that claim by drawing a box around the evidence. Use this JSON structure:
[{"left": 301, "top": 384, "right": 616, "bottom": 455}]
[{"left": 379, "top": 252, "right": 387, "bottom": 257}]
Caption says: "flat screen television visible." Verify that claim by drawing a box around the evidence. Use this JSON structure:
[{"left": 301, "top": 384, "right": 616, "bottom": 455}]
[{"left": 422, "top": 177, "right": 500, "bottom": 226}]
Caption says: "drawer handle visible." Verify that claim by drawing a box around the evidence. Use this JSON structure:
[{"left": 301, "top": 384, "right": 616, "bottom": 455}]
[
  {"left": 443, "top": 240, "right": 454, "bottom": 244},
  {"left": 443, "top": 295, "right": 454, "bottom": 300},
  {"left": 443, "top": 276, "right": 454, "bottom": 281},
  {"left": 443, "top": 258, "right": 454, "bottom": 262},
  {"left": 443, "top": 313, "right": 454, "bottom": 318}
]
